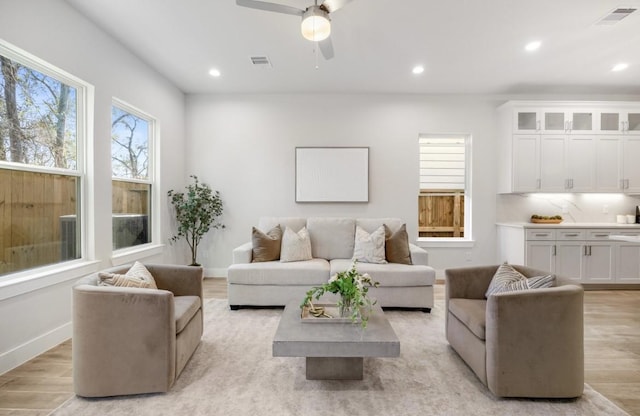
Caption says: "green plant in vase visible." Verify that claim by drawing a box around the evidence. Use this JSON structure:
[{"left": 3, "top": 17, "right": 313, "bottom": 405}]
[{"left": 301, "top": 261, "right": 379, "bottom": 328}]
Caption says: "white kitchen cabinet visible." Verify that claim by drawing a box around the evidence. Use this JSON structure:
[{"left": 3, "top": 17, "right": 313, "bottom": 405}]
[
  {"left": 498, "top": 224, "right": 640, "bottom": 285},
  {"left": 498, "top": 101, "right": 640, "bottom": 193}
]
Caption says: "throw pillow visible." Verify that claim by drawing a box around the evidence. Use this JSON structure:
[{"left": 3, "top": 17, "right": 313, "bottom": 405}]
[
  {"left": 527, "top": 274, "right": 556, "bottom": 289},
  {"left": 99, "top": 261, "right": 158, "bottom": 289},
  {"left": 384, "top": 223, "right": 412, "bottom": 265},
  {"left": 353, "top": 225, "right": 387, "bottom": 264},
  {"left": 280, "top": 226, "right": 313, "bottom": 263},
  {"left": 252, "top": 225, "right": 282, "bottom": 262},
  {"left": 485, "top": 263, "right": 529, "bottom": 297}
]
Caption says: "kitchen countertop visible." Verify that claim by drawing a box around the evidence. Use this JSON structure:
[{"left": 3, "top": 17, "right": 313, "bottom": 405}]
[{"left": 497, "top": 222, "right": 640, "bottom": 229}]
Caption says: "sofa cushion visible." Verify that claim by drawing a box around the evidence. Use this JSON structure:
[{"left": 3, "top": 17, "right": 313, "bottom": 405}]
[
  {"left": 330, "top": 259, "right": 435, "bottom": 286},
  {"left": 258, "top": 217, "right": 307, "bottom": 233},
  {"left": 280, "top": 226, "right": 313, "bottom": 263},
  {"left": 307, "top": 217, "right": 355, "bottom": 260},
  {"left": 174, "top": 296, "right": 201, "bottom": 334},
  {"left": 449, "top": 298, "right": 487, "bottom": 340},
  {"left": 384, "top": 223, "right": 412, "bottom": 265},
  {"left": 252, "top": 225, "right": 282, "bottom": 262},
  {"left": 228, "top": 258, "right": 330, "bottom": 286},
  {"left": 353, "top": 225, "right": 387, "bottom": 264}
]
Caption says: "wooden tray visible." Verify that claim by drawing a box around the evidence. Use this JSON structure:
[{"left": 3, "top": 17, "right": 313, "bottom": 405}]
[
  {"left": 530, "top": 219, "right": 562, "bottom": 224},
  {"left": 300, "top": 304, "right": 360, "bottom": 324}
]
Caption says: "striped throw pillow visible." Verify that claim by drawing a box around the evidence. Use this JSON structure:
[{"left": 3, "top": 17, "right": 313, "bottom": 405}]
[
  {"left": 527, "top": 274, "right": 556, "bottom": 289},
  {"left": 99, "top": 261, "right": 158, "bottom": 289},
  {"left": 486, "top": 263, "right": 556, "bottom": 297}
]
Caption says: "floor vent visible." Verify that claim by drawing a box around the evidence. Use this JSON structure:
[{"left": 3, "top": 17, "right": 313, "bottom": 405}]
[
  {"left": 250, "top": 56, "right": 272, "bottom": 67},
  {"left": 595, "top": 7, "right": 637, "bottom": 25}
]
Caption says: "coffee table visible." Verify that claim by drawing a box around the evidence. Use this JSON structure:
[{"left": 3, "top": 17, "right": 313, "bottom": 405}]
[{"left": 273, "top": 302, "right": 400, "bottom": 380}]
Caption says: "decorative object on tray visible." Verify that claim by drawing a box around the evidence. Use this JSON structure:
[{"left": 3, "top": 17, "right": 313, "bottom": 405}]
[
  {"left": 301, "top": 261, "right": 379, "bottom": 328},
  {"left": 300, "top": 303, "right": 361, "bottom": 324},
  {"left": 530, "top": 214, "right": 563, "bottom": 224}
]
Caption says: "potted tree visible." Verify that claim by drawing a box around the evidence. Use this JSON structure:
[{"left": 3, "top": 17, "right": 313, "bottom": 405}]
[{"left": 168, "top": 175, "right": 224, "bottom": 266}]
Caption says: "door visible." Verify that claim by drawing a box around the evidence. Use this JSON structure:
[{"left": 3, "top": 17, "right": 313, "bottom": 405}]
[
  {"left": 540, "top": 135, "right": 566, "bottom": 191},
  {"left": 555, "top": 241, "right": 583, "bottom": 281},
  {"left": 583, "top": 242, "right": 615, "bottom": 283},
  {"left": 513, "top": 135, "right": 540, "bottom": 192},
  {"left": 525, "top": 241, "right": 555, "bottom": 273},
  {"left": 566, "top": 135, "right": 595, "bottom": 191}
]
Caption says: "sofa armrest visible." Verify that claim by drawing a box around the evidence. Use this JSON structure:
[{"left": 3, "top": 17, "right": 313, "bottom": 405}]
[
  {"left": 232, "top": 242, "right": 253, "bottom": 264},
  {"left": 147, "top": 264, "right": 203, "bottom": 299},
  {"left": 445, "top": 265, "right": 498, "bottom": 301},
  {"left": 72, "top": 285, "right": 176, "bottom": 396},
  {"left": 409, "top": 243, "right": 428, "bottom": 266},
  {"left": 485, "top": 285, "right": 584, "bottom": 397}
]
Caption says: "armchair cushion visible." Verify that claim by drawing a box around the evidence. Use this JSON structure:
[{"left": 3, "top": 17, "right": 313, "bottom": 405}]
[
  {"left": 449, "top": 298, "right": 487, "bottom": 340},
  {"left": 174, "top": 296, "right": 201, "bottom": 334}
]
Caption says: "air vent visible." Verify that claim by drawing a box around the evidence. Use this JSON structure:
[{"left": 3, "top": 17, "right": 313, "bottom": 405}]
[
  {"left": 250, "top": 56, "right": 272, "bottom": 67},
  {"left": 595, "top": 7, "right": 637, "bottom": 25}
]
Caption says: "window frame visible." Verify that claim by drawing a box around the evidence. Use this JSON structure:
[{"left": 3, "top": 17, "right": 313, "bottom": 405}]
[
  {"left": 110, "top": 98, "right": 159, "bottom": 255},
  {"left": 417, "top": 133, "right": 473, "bottom": 246},
  {"left": 0, "top": 39, "right": 93, "bottom": 282}
]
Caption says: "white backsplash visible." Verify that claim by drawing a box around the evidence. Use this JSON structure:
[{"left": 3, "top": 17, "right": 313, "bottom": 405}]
[{"left": 497, "top": 193, "right": 640, "bottom": 224}]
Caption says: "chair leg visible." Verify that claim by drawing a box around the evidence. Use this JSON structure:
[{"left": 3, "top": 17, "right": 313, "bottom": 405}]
[
  {"left": 422, "top": 308, "right": 431, "bottom": 313},
  {"left": 229, "top": 305, "right": 240, "bottom": 310}
]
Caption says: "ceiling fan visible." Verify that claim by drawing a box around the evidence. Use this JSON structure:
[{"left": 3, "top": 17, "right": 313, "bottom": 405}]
[{"left": 236, "top": 0, "right": 354, "bottom": 60}]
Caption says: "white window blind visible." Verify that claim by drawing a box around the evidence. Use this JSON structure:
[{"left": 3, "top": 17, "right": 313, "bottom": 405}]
[{"left": 419, "top": 137, "right": 466, "bottom": 190}]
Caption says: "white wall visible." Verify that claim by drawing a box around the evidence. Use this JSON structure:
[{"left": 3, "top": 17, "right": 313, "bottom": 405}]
[
  {"left": 0, "top": 0, "right": 186, "bottom": 373},
  {"left": 186, "top": 94, "right": 502, "bottom": 277}
]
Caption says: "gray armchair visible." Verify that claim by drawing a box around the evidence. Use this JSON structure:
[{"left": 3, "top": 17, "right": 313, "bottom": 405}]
[
  {"left": 445, "top": 264, "right": 584, "bottom": 398},
  {"left": 72, "top": 263, "right": 203, "bottom": 397}
]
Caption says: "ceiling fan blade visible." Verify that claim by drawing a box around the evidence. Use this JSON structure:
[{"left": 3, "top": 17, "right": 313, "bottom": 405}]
[
  {"left": 320, "top": 0, "right": 354, "bottom": 13},
  {"left": 319, "top": 37, "right": 334, "bottom": 60},
  {"left": 236, "top": 0, "right": 304, "bottom": 16}
]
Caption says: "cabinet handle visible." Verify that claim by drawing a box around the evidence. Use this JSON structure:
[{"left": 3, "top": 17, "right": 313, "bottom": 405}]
[
  {"left": 588, "top": 245, "right": 592, "bottom": 256},
  {"left": 536, "top": 179, "right": 541, "bottom": 189},
  {"left": 571, "top": 179, "right": 574, "bottom": 188},
  {"left": 594, "top": 234, "right": 608, "bottom": 237},
  {"left": 625, "top": 179, "right": 630, "bottom": 189},
  {"left": 583, "top": 245, "right": 588, "bottom": 256},
  {"left": 565, "top": 233, "right": 579, "bottom": 237},
  {"left": 537, "top": 120, "right": 541, "bottom": 131},
  {"left": 621, "top": 179, "right": 625, "bottom": 190},
  {"left": 625, "top": 121, "right": 629, "bottom": 132},
  {"left": 552, "top": 245, "right": 556, "bottom": 256},
  {"left": 534, "top": 233, "right": 550, "bottom": 237}
]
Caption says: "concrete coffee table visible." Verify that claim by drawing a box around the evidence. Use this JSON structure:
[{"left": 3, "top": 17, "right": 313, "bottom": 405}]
[{"left": 273, "top": 302, "right": 400, "bottom": 380}]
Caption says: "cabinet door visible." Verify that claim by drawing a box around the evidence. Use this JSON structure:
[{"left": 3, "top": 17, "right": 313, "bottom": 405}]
[
  {"left": 568, "top": 111, "right": 594, "bottom": 133},
  {"left": 616, "top": 243, "right": 640, "bottom": 282},
  {"left": 513, "top": 135, "right": 540, "bottom": 192},
  {"left": 623, "top": 137, "right": 640, "bottom": 192},
  {"left": 525, "top": 241, "right": 555, "bottom": 273},
  {"left": 566, "top": 135, "right": 595, "bottom": 191},
  {"left": 555, "top": 241, "right": 583, "bottom": 281},
  {"left": 595, "top": 136, "right": 622, "bottom": 191},
  {"left": 583, "top": 242, "right": 615, "bottom": 283},
  {"left": 599, "top": 112, "right": 623, "bottom": 133},
  {"left": 540, "top": 135, "right": 566, "bottom": 191},
  {"left": 542, "top": 110, "right": 567, "bottom": 132},
  {"left": 514, "top": 110, "right": 541, "bottom": 133},
  {"left": 621, "top": 111, "right": 640, "bottom": 135}
]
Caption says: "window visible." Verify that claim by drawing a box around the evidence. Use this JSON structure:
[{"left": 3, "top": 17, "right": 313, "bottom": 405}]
[
  {"left": 418, "top": 135, "right": 470, "bottom": 239},
  {"left": 0, "top": 43, "right": 87, "bottom": 277},
  {"left": 111, "top": 100, "right": 154, "bottom": 250}
]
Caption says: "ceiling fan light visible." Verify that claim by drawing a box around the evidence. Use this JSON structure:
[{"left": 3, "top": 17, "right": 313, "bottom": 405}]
[{"left": 301, "top": 6, "right": 331, "bottom": 41}]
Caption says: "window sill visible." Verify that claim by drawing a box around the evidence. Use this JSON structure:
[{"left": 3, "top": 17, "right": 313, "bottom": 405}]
[
  {"left": 111, "top": 243, "right": 165, "bottom": 266},
  {"left": 0, "top": 260, "right": 102, "bottom": 301},
  {"left": 416, "top": 238, "right": 475, "bottom": 248}
]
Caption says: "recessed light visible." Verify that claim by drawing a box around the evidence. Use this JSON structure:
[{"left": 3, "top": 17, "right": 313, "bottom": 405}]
[
  {"left": 208, "top": 68, "right": 221, "bottom": 77},
  {"left": 525, "top": 41, "right": 541, "bottom": 52},
  {"left": 412, "top": 65, "right": 425, "bottom": 75},
  {"left": 612, "top": 62, "right": 629, "bottom": 72}
]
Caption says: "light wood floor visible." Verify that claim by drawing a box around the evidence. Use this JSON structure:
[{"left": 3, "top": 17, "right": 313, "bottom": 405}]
[{"left": 1, "top": 280, "right": 638, "bottom": 415}]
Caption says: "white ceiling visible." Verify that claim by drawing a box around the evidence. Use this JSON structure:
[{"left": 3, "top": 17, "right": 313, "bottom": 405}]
[{"left": 64, "top": 0, "right": 640, "bottom": 95}]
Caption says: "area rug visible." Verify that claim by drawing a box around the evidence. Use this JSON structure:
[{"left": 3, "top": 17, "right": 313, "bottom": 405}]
[{"left": 51, "top": 299, "right": 629, "bottom": 416}]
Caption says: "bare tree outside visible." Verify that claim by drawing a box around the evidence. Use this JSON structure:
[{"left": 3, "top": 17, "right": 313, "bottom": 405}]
[{"left": 111, "top": 106, "right": 149, "bottom": 179}]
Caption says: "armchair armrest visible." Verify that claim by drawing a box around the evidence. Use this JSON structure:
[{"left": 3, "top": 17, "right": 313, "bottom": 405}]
[
  {"left": 485, "top": 285, "right": 584, "bottom": 397},
  {"left": 72, "top": 285, "right": 176, "bottom": 396},
  {"left": 409, "top": 243, "right": 428, "bottom": 266},
  {"left": 146, "top": 264, "right": 203, "bottom": 298},
  {"left": 232, "top": 242, "right": 253, "bottom": 264},
  {"left": 445, "top": 265, "right": 499, "bottom": 301}
]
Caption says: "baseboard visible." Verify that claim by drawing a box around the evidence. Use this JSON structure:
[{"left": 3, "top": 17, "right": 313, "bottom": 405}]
[
  {"left": 205, "top": 267, "right": 228, "bottom": 278},
  {"left": 0, "top": 322, "right": 71, "bottom": 375}
]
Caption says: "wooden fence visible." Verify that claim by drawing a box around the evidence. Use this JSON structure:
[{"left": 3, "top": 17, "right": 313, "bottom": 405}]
[
  {"left": 418, "top": 190, "right": 464, "bottom": 237},
  {"left": 1, "top": 169, "right": 148, "bottom": 275}
]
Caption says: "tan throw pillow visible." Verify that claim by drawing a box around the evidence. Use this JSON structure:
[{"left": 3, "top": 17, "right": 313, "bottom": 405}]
[
  {"left": 252, "top": 225, "right": 282, "bottom": 262},
  {"left": 384, "top": 223, "right": 412, "bottom": 265},
  {"left": 99, "top": 261, "right": 158, "bottom": 289},
  {"left": 353, "top": 225, "right": 387, "bottom": 264},
  {"left": 280, "top": 226, "right": 312, "bottom": 263}
]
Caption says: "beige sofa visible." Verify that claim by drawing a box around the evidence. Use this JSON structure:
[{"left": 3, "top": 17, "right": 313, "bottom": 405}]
[
  {"left": 227, "top": 217, "right": 436, "bottom": 311},
  {"left": 72, "top": 264, "right": 203, "bottom": 397},
  {"left": 445, "top": 264, "right": 584, "bottom": 398}
]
